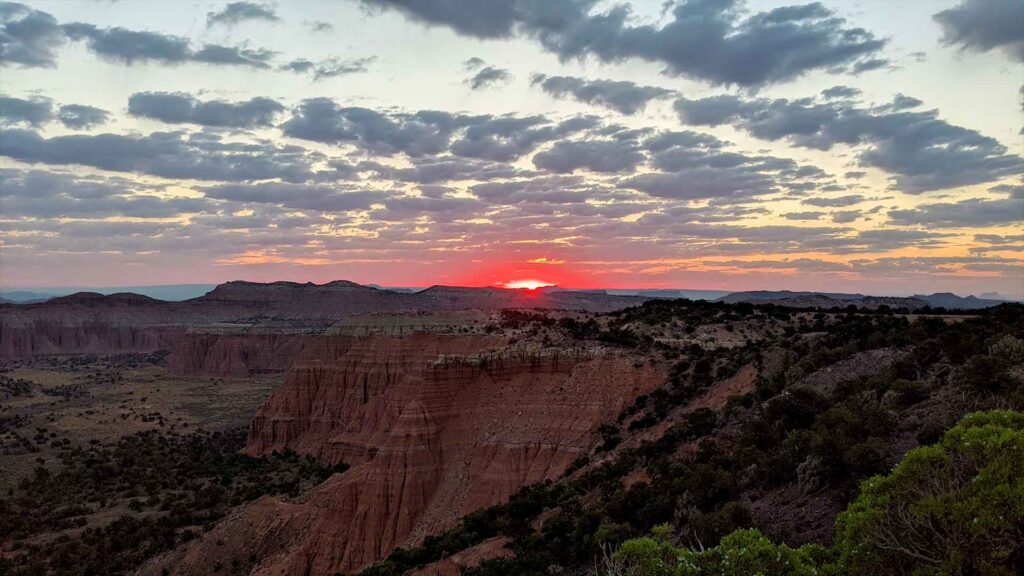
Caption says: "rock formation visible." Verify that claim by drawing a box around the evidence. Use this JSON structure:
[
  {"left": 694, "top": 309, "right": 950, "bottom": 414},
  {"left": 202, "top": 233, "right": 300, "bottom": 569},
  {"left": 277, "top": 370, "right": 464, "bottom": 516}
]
[
  {"left": 167, "top": 333, "right": 311, "bottom": 378},
  {"left": 143, "top": 333, "right": 664, "bottom": 574}
]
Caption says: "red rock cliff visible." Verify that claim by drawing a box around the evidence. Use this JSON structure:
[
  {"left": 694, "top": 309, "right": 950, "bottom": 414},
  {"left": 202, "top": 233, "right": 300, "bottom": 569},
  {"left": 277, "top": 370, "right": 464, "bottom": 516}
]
[
  {"left": 144, "top": 333, "right": 663, "bottom": 575},
  {"left": 167, "top": 333, "right": 311, "bottom": 378}
]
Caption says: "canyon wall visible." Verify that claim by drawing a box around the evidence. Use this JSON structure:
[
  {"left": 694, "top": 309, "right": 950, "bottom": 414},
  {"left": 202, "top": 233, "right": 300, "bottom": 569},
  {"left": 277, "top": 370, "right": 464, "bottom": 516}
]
[
  {"left": 0, "top": 320, "right": 185, "bottom": 359},
  {"left": 167, "top": 333, "right": 311, "bottom": 378},
  {"left": 144, "top": 333, "right": 663, "bottom": 574}
]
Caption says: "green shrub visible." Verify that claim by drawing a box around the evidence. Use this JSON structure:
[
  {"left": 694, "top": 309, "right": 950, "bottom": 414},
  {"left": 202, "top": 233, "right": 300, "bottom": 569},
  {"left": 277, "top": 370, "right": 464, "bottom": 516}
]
[
  {"left": 603, "top": 411, "right": 1024, "bottom": 576},
  {"left": 833, "top": 410, "right": 1024, "bottom": 576}
]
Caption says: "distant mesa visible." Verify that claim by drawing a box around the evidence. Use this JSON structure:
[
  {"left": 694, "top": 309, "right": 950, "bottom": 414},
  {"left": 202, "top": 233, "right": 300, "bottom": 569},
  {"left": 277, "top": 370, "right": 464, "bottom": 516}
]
[{"left": 718, "top": 290, "right": 1009, "bottom": 310}]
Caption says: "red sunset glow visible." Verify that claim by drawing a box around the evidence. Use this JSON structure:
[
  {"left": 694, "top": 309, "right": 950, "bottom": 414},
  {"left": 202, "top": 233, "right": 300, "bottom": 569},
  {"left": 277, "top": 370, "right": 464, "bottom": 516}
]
[{"left": 502, "top": 279, "right": 554, "bottom": 290}]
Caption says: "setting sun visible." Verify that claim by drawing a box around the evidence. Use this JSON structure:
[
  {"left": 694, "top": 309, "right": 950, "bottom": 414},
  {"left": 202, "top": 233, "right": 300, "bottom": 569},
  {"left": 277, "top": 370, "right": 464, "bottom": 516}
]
[{"left": 502, "top": 279, "right": 555, "bottom": 290}]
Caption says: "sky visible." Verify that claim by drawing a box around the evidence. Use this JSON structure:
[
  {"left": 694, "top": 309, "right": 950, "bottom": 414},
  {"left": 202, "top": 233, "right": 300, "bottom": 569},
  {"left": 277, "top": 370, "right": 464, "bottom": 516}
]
[{"left": 0, "top": 0, "right": 1022, "bottom": 296}]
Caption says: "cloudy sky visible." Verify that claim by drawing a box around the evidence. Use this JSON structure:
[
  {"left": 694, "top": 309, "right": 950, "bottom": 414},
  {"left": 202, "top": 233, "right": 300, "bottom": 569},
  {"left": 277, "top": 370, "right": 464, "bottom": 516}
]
[{"left": 1, "top": 0, "right": 1022, "bottom": 295}]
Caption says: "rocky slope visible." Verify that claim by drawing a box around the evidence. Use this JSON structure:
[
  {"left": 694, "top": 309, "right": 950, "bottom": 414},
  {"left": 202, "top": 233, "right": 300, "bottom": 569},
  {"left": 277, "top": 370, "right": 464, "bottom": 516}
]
[{"left": 142, "top": 333, "right": 664, "bottom": 574}]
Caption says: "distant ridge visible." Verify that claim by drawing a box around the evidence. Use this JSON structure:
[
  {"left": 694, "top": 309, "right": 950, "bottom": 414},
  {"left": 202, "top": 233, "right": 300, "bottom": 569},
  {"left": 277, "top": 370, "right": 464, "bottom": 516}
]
[
  {"left": 718, "top": 290, "right": 1008, "bottom": 310},
  {"left": 0, "top": 284, "right": 216, "bottom": 302}
]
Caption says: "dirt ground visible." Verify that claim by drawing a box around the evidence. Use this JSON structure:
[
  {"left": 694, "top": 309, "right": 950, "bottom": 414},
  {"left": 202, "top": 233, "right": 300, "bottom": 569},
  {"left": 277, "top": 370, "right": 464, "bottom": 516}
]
[{"left": 0, "top": 355, "right": 280, "bottom": 490}]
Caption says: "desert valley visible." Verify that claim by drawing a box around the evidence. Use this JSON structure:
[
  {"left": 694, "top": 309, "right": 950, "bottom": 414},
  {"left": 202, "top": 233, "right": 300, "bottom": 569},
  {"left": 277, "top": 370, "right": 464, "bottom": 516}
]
[
  {"left": 2, "top": 0, "right": 1023, "bottom": 574},
  {"left": 0, "top": 281, "right": 1021, "bottom": 575}
]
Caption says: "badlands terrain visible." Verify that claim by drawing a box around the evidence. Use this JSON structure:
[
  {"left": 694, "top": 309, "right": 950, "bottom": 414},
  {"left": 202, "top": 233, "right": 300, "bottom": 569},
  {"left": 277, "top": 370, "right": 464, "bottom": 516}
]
[{"left": 0, "top": 281, "right": 1021, "bottom": 575}]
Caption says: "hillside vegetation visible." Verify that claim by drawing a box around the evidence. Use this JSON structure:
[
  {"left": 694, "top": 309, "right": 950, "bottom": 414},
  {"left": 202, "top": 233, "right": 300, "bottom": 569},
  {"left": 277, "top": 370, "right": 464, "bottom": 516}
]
[{"left": 359, "top": 302, "right": 1024, "bottom": 576}]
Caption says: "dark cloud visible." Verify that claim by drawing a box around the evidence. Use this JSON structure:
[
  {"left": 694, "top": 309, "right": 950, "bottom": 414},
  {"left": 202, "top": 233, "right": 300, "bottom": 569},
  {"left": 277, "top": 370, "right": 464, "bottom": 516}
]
[
  {"left": 374, "top": 194, "right": 483, "bottom": 222},
  {"left": 360, "top": 0, "right": 886, "bottom": 87},
  {"left": 0, "top": 2, "right": 64, "bottom": 67},
  {"left": 201, "top": 182, "right": 387, "bottom": 212},
  {"left": 1, "top": 95, "right": 109, "bottom": 129},
  {"left": 365, "top": 156, "right": 524, "bottom": 183},
  {"left": 821, "top": 85, "right": 860, "bottom": 99},
  {"left": 62, "top": 22, "right": 274, "bottom": 68},
  {"left": 0, "top": 94, "right": 52, "bottom": 126},
  {"left": 851, "top": 57, "right": 888, "bottom": 74},
  {"left": 306, "top": 20, "right": 334, "bottom": 33},
  {"left": 282, "top": 98, "right": 594, "bottom": 161},
  {"left": 531, "top": 74, "right": 676, "bottom": 115},
  {"left": 533, "top": 138, "right": 644, "bottom": 174},
  {"left": 280, "top": 56, "right": 375, "bottom": 80},
  {"left": 281, "top": 99, "right": 463, "bottom": 156},
  {"left": 470, "top": 175, "right": 604, "bottom": 205},
  {"left": 0, "top": 128, "right": 317, "bottom": 182},
  {"left": 621, "top": 129, "right": 830, "bottom": 202},
  {"left": 207, "top": 2, "right": 280, "bottom": 27},
  {"left": 934, "top": 0, "right": 1024, "bottom": 62},
  {"left": 128, "top": 92, "right": 284, "bottom": 128},
  {"left": 466, "top": 66, "right": 512, "bottom": 90},
  {"left": 784, "top": 211, "right": 823, "bottom": 220},
  {"left": 803, "top": 194, "right": 863, "bottom": 207},
  {"left": 449, "top": 115, "right": 595, "bottom": 162},
  {"left": 674, "top": 93, "right": 1024, "bottom": 192},
  {"left": 0, "top": 169, "right": 208, "bottom": 218},
  {"left": 58, "top": 104, "right": 109, "bottom": 129},
  {"left": 888, "top": 188, "right": 1024, "bottom": 228}
]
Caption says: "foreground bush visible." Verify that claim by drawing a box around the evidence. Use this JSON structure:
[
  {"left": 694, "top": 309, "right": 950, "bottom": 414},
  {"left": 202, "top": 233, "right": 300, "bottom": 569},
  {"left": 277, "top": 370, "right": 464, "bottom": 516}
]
[{"left": 602, "top": 410, "right": 1024, "bottom": 576}]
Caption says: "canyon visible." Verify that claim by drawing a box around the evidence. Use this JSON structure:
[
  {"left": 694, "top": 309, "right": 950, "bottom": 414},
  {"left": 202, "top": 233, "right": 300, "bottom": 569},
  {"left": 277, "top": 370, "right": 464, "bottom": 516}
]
[
  {"left": 144, "top": 334, "right": 663, "bottom": 574},
  {"left": 3, "top": 282, "right": 1019, "bottom": 576},
  {"left": 0, "top": 281, "right": 659, "bottom": 574}
]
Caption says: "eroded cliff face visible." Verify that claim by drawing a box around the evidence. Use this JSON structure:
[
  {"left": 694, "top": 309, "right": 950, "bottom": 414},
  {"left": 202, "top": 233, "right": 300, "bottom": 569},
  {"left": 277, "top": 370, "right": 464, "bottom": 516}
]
[
  {"left": 167, "top": 333, "right": 311, "bottom": 378},
  {"left": 144, "top": 333, "right": 663, "bottom": 574},
  {"left": 0, "top": 320, "right": 185, "bottom": 359}
]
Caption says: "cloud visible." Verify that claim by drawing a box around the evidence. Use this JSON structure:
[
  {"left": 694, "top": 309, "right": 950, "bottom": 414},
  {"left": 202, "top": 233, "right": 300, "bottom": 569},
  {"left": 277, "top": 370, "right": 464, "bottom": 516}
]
[
  {"left": 280, "top": 56, "right": 376, "bottom": 80},
  {"left": 533, "top": 138, "right": 644, "bottom": 174},
  {"left": 674, "top": 93, "right": 1024, "bottom": 192},
  {"left": 207, "top": 2, "right": 280, "bottom": 27},
  {"left": 0, "top": 95, "right": 108, "bottom": 129},
  {"left": 201, "top": 182, "right": 387, "bottom": 212},
  {"left": 888, "top": 188, "right": 1024, "bottom": 228},
  {"left": 934, "top": 0, "right": 1024, "bottom": 62},
  {"left": 0, "top": 2, "right": 64, "bottom": 67},
  {"left": 783, "top": 211, "right": 823, "bottom": 220},
  {"left": 306, "top": 20, "right": 334, "bottom": 33},
  {"left": 821, "top": 85, "right": 861, "bottom": 99},
  {"left": 466, "top": 66, "right": 512, "bottom": 90},
  {"left": 360, "top": 0, "right": 886, "bottom": 87},
  {"left": 449, "top": 115, "right": 597, "bottom": 162},
  {"left": 128, "top": 92, "right": 284, "bottom": 128},
  {"left": 614, "top": 129, "right": 831, "bottom": 202},
  {"left": 0, "top": 168, "right": 209, "bottom": 218},
  {"left": 0, "top": 94, "right": 52, "bottom": 126},
  {"left": 365, "top": 155, "right": 524, "bottom": 183},
  {"left": 61, "top": 22, "right": 275, "bottom": 68},
  {"left": 831, "top": 210, "right": 861, "bottom": 223},
  {"left": 803, "top": 194, "right": 864, "bottom": 207},
  {"left": 281, "top": 98, "right": 594, "bottom": 160},
  {"left": 531, "top": 74, "right": 676, "bottom": 115},
  {"left": 58, "top": 104, "right": 109, "bottom": 129},
  {"left": 281, "top": 99, "right": 463, "bottom": 156},
  {"left": 0, "top": 128, "right": 317, "bottom": 182},
  {"left": 375, "top": 193, "right": 482, "bottom": 222}
]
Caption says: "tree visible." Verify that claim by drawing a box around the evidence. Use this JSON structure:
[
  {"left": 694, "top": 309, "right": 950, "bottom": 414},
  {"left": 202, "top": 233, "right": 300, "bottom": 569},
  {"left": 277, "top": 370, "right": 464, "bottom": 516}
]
[
  {"left": 833, "top": 410, "right": 1024, "bottom": 576},
  {"left": 601, "top": 411, "right": 1024, "bottom": 576}
]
